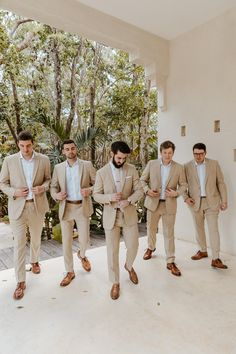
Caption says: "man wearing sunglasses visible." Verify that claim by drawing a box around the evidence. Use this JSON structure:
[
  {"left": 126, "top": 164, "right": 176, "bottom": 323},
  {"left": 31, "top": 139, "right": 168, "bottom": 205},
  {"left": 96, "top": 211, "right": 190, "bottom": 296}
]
[{"left": 184, "top": 143, "right": 228, "bottom": 269}]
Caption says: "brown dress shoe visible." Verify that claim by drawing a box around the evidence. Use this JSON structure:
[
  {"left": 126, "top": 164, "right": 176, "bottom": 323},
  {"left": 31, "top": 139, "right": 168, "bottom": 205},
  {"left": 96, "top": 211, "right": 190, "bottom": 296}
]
[
  {"left": 110, "top": 283, "right": 120, "bottom": 300},
  {"left": 191, "top": 250, "right": 208, "bottom": 260},
  {"left": 211, "top": 258, "right": 228, "bottom": 269},
  {"left": 167, "top": 262, "right": 181, "bottom": 276},
  {"left": 143, "top": 248, "right": 156, "bottom": 260},
  {"left": 31, "top": 262, "right": 41, "bottom": 274},
  {"left": 13, "top": 282, "right": 26, "bottom": 300},
  {"left": 124, "top": 264, "right": 139, "bottom": 284},
  {"left": 77, "top": 251, "right": 91, "bottom": 272},
  {"left": 60, "top": 272, "right": 75, "bottom": 287}
]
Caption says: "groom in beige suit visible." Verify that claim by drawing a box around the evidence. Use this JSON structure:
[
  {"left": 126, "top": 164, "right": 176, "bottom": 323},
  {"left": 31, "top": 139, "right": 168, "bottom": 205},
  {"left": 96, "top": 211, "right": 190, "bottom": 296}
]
[
  {"left": 184, "top": 143, "right": 228, "bottom": 269},
  {"left": 50, "top": 139, "right": 96, "bottom": 286},
  {"left": 93, "top": 141, "right": 143, "bottom": 300},
  {"left": 0, "top": 131, "right": 51, "bottom": 300},
  {"left": 141, "top": 140, "right": 187, "bottom": 276}
]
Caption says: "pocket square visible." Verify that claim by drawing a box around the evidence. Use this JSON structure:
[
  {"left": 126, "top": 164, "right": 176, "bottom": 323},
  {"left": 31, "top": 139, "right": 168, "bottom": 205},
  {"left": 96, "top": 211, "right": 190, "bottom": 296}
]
[{"left": 125, "top": 176, "right": 132, "bottom": 179}]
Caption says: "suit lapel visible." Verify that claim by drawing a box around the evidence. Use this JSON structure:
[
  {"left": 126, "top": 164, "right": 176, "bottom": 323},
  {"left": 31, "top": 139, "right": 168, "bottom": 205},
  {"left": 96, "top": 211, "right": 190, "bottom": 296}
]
[
  {"left": 16, "top": 153, "right": 27, "bottom": 185},
  {"left": 205, "top": 159, "right": 209, "bottom": 184},
  {"left": 165, "top": 161, "right": 175, "bottom": 186},
  {"left": 32, "top": 152, "right": 39, "bottom": 183},
  {"left": 61, "top": 161, "right": 67, "bottom": 191},
  {"left": 107, "top": 163, "right": 117, "bottom": 192},
  {"left": 192, "top": 160, "right": 200, "bottom": 184},
  {"left": 120, "top": 163, "right": 128, "bottom": 191},
  {"left": 78, "top": 159, "right": 84, "bottom": 187}
]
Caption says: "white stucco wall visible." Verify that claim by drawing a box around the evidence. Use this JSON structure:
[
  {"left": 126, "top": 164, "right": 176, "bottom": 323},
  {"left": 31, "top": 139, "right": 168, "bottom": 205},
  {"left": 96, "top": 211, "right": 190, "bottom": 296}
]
[{"left": 159, "top": 9, "right": 236, "bottom": 255}]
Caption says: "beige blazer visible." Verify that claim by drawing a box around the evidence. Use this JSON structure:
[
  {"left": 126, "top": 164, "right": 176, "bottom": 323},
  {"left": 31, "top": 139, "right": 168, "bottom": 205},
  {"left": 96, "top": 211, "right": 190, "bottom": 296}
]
[
  {"left": 140, "top": 159, "right": 187, "bottom": 214},
  {"left": 0, "top": 151, "right": 51, "bottom": 220},
  {"left": 184, "top": 158, "right": 227, "bottom": 211},
  {"left": 50, "top": 159, "right": 96, "bottom": 220},
  {"left": 93, "top": 162, "right": 143, "bottom": 230}
]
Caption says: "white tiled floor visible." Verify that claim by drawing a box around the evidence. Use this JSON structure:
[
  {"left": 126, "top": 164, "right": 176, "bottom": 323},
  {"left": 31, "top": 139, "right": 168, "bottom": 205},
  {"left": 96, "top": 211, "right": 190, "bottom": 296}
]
[{"left": 0, "top": 236, "right": 235, "bottom": 354}]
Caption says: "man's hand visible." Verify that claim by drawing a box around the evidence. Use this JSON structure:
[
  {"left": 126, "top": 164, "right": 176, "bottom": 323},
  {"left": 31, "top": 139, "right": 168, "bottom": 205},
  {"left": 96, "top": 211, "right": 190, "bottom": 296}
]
[
  {"left": 220, "top": 202, "right": 227, "bottom": 211},
  {"left": 111, "top": 192, "right": 122, "bottom": 202},
  {"left": 81, "top": 188, "right": 91, "bottom": 197},
  {"left": 14, "top": 187, "right": 29, "bottom": 197},
  {"left": 32, "top": 185, "right": 45, "bottom": 195},
  {"left": 147, "top": 190, "right": 160, "bottom": 197},
  {"left": 165, "top": 188, "right": 178, "bottom": 198},
  {"left": 185, "top": 197, "right": 195, "bottom": 206},
  {"left": 55, "top": 192, "right": 67, "bottom": 201}
]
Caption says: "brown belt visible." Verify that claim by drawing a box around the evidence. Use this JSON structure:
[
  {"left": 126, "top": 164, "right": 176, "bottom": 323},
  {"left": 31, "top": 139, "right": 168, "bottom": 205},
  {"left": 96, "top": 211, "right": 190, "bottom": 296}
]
[
  {"left": 25, "top": 199, "right": 34, "bottom": 203},
  {"left": 67, "top": 200, "right": 82, "bottom": 205},
  {"left": 159, "top": 199, "right": 166, "bottom": 202}
]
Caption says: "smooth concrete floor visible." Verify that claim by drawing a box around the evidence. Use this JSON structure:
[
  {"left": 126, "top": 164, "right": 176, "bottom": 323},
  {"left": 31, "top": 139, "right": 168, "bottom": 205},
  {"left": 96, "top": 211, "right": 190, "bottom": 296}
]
[{"left": 0, "top": 235, "right": 235, "bottom": 354}]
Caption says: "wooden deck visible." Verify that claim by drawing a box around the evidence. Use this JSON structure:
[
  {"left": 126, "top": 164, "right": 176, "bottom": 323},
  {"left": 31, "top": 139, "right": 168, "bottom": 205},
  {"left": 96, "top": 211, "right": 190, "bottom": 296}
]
[{"left": 0, "top": 223, "right": 147, "bottom": 270}]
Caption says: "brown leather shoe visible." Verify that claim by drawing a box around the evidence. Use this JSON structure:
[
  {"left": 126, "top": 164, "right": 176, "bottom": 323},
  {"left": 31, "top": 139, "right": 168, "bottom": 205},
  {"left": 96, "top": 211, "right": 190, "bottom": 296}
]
[
  {"left": 13, "top": 282, "right": 26, "bottom": 300},
  {"left": 31, "top": 262, "right": 41, "bottom": 274},
  {"left": 167, "top": 262, "right": 181, "bottom": 276},
  {"left": 77, "top": 251, "right": 91, "bottom": 272},
  {"left": 191, "top": 250, "right": 208, "bottom": 260},
  {"left": 60, "top": 272, "right": 75, "bottom": 287},
  {"left": 143, "top": 248, "right": 156, "bottom": 260},
  {"left": 211, "top": 258, "right": 228, "bottom": 269},
  {"left": 124, "top": 264, "right": 139, "bottom": 284},
  {"left": 110, "top": 283, "right": 120, "bottom": 300}
]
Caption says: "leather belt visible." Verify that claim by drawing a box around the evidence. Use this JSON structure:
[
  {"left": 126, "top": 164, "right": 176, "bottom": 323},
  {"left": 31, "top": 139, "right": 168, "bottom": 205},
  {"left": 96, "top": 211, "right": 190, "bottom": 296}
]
[
  {"left": 67, "top": 200, "right": 82, "bottom": 205},
  {"left": 201, "top": 196, "right": 206, "bottom": 198},
  {"left": 159, "top": 199, "right": 166, "bottom": 202},
  {"left": 25, "top": 199, "right": 34, "bottom": 203},
  {"left": 114, "top": 208, "right": 121, "bottom": 210}
]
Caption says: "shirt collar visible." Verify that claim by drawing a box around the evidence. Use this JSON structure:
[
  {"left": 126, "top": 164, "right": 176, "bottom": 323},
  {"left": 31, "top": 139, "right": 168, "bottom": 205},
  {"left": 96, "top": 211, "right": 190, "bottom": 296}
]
[
  {"left": 194, "top": 159, "right": 206, "bottom": 166},
  {"left": 19, "top": 151, "right": 35, "bottom": 161},
  {"left": 109, "top": 160, "right": 123, "bottom": 171},
  {"left": 66, "top": 159, "right": 78, "bottom": 168},
  {"left": 160, "top": 159, "right": 172, "bottom": 167}
]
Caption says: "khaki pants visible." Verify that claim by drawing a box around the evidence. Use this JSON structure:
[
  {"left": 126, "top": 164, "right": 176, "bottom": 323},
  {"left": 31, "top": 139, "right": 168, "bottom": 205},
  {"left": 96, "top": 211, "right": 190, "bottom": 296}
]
[
  {"left": 10, "top": 202, "right": 45, "bottom": 282},
  {"left": 61, "top": 203, "right": 90, "bottom": 272},
  {"left": 105, "top": 210, "right": 139, "bottom": 284},
  {"left": 147, "top": 201, "right": 176, "bottom": 263},
  {"left": 191, "top": 198, "right": 220, "bottom": 259}
]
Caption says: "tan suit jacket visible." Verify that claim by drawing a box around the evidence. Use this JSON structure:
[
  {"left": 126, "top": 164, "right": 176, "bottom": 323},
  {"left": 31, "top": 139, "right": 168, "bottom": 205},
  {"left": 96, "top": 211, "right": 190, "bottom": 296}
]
[
  {"left": 0, "top": 152, "right": 51, "bottom": 220},
  {"left": 50, "top": 159, "right": 96, "bottom": 220},
  {"left": 184, "top": 158, "right": 227, "bottom": 211},
  {"left": 93, "top": 162, "right": 143, "bottom": 230},
  {"left": 141, "top": 159, "right": 187, "bottom": 214}
]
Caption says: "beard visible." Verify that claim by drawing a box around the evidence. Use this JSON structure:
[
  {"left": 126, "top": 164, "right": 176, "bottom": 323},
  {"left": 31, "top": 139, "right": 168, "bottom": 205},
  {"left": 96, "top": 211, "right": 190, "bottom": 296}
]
[{"left": 112, "top": 157, "right": 125, "bottom": 169}]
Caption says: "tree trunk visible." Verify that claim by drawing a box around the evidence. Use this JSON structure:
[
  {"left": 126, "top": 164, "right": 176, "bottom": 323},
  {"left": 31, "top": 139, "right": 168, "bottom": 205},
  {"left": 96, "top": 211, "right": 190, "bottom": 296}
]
[
  {"left": 140, "top": 79, "right": 151, "bottom": 169},
  {"left": 52, "top": 30, "right": 62, "bottom": 122},
  {"left": 10, "top": 72, "right": 22, "bottom": 134}
]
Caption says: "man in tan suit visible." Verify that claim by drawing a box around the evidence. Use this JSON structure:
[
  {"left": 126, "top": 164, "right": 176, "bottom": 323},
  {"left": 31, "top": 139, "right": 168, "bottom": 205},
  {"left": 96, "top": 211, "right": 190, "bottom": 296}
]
[
  {"left": 50, "top": 139, "right": 96, "bottom": 286},
  {"left": 184, "top": 143, "right": 228, "bottom": 269},
  {"left": 141, "top": 140, "right": 187, "bottom": 276},
  {"left": 93, "top": 141, "right": 143, "bottom": 300},
  {"left": 0, "top": 131, "right": 51, "bottom": 299}
]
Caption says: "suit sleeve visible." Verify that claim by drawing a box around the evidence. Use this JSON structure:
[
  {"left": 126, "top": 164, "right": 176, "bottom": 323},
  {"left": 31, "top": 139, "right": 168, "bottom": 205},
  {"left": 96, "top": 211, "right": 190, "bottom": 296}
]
[
  {"left": 50, "top": 166, "right": 60, "bottom": 201},
  {"left": 127, "top": 167, "right": 144, "bottom": 204},
  {"left": 93, "top": 170, "right": 112, "bottom": 204},
  {"left": 0, "top": 158, "right": 16, "bottom": 198},
  {"left": 176, "top": 164, "right": 187, "bottom": 197},
  {"left": 216, "top": 162, "right": 227, "bottom": 203},
  {"left": 140, "top": 162, "right": 151, "bottom": 194},
  {"left": 88, "top": 162, "right": 96, "bottom": 193}
]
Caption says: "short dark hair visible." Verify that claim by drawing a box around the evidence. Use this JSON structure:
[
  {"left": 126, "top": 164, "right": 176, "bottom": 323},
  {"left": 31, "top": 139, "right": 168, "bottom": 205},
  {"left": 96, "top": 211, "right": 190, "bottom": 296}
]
[
  {"left": 17, "top": 131, "right": 34, "bottom": 143},
  {"left": 160, "top": 140, "right": 175, "bottom": 152},
  {"left": 62, "top": 139, "right": 76, "bottom": 149},
  {"left": 111, "top": 141, "right": 131, "bottom": 154},
  {"left": 193, "top": 143, "right": 206, "bottom": 152}
]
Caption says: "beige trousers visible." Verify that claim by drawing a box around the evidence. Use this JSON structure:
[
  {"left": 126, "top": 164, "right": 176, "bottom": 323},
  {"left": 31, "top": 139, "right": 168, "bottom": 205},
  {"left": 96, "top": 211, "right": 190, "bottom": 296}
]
[
  {"left": 191, "top": 198, "right": 220, "bottom": 259},
  {"left": 147, "top": 201, "right": 176, "bottom": 263},
  {"left": 10, "top": 202, "right": 45, "bottom": 282},
  {"left": 60, "top": 203, "right": 90, "bottom": 272},
  {"left": 105, "top": 210, "right": 139, "bottom": 284}
]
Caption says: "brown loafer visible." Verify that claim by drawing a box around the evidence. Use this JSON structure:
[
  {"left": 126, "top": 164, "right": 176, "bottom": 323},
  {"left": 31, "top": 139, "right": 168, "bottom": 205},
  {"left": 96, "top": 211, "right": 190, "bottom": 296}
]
[
  {"left": 13, "top": 282, "right": 26, "bottom": 300},
  {"left": 31, "top": 262, "right": 41, "bottom": 274},
  {"left": 211, "top": 258, "right": 228, "bottom": 269},
  {"left": 124, "top": 264, "right": 139, "bottom": 284},
  {"left": 110, "top": 283, "right": 120, "bottom": 300},
  {"left": 143, "top": 248, "right": 156, "bottom": 260},
  {"left": 191, "top": 250, "right": 208, "bottom": 260},
  {"left": 77, "top": 251, "right": 91, "bottom": 272},
  {"left": 60, "top": 272, "right": 75, "bottom": 287},
  {"left": 167, "top": 262, "right": 181, "bottom": 276}
]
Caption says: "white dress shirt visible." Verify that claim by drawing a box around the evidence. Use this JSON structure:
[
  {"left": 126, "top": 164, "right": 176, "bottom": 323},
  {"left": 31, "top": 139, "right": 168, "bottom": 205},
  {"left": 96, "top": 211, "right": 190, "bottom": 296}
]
[
  {"left": 160, "top": 159, "right": 172, "bottom": 200},
  {"left": 20, "top": 151, "right": 35, "bottom": 200},
  {"left": 66, "top": 159, "right": 82, "bottom": 201},
  {"left": 195, "top": 160, "right": 206, "bottom": 197},
  {"left": 109, "top": 161, "right": 123, "bottom": 193}
]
